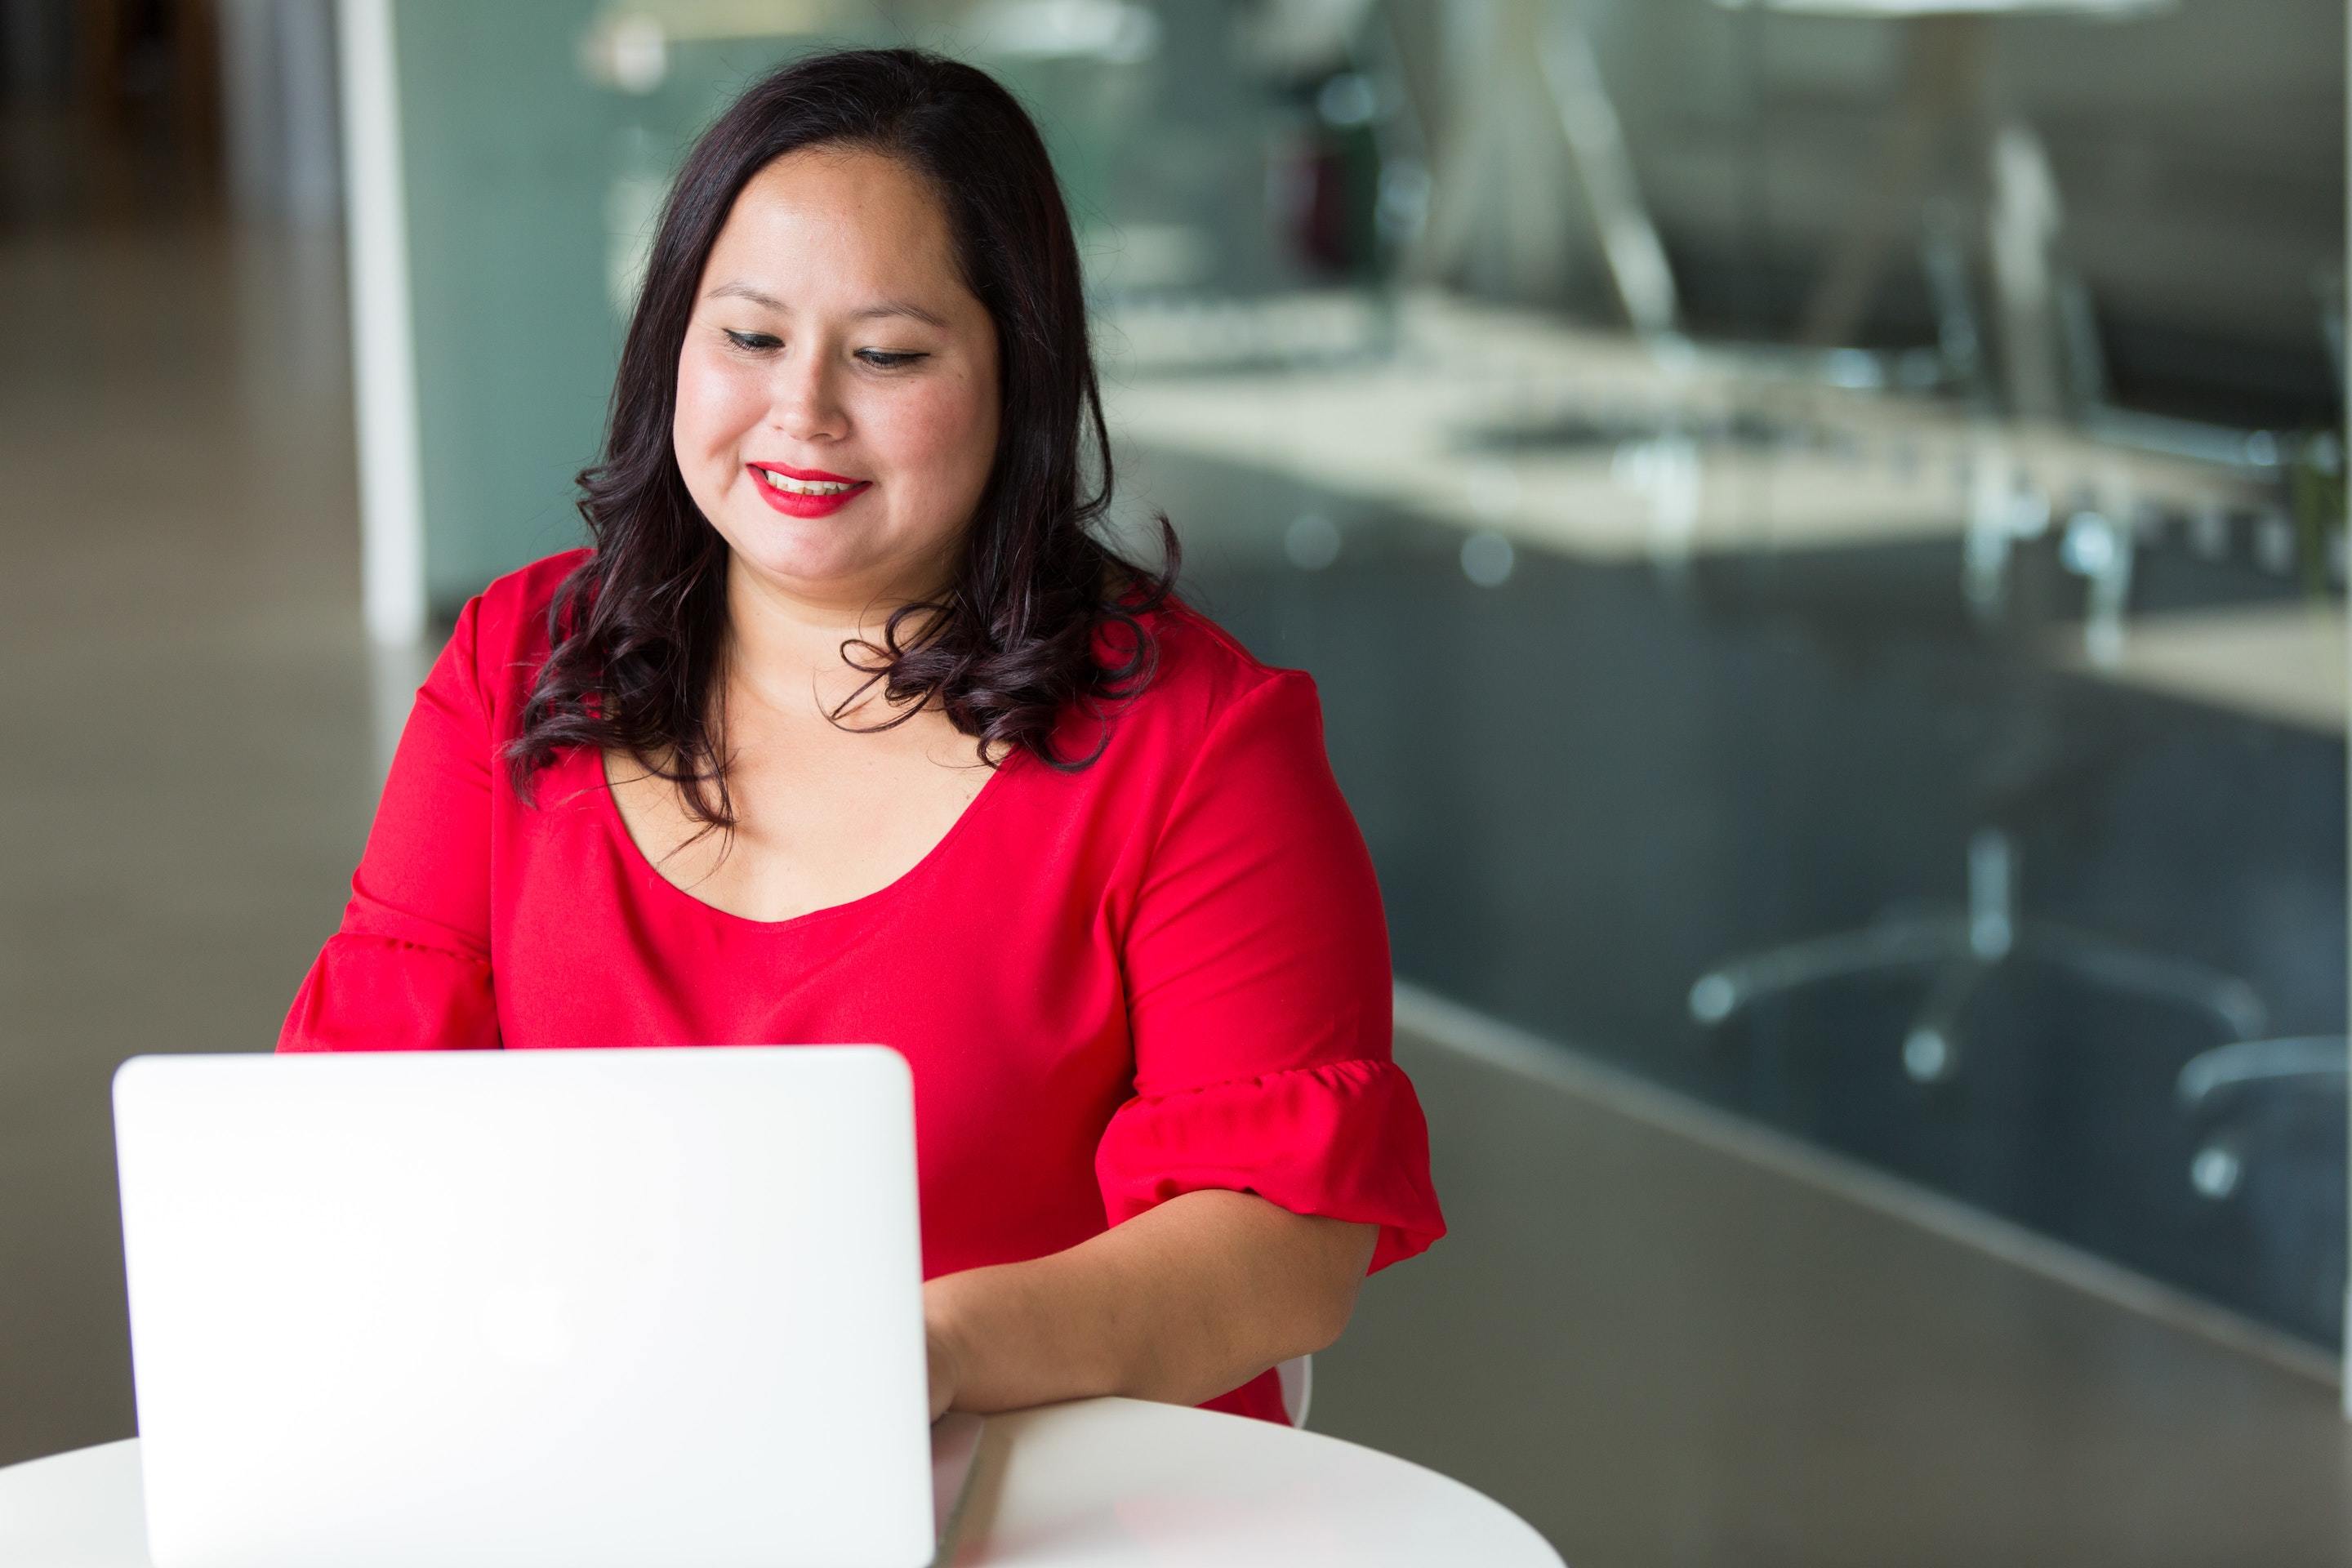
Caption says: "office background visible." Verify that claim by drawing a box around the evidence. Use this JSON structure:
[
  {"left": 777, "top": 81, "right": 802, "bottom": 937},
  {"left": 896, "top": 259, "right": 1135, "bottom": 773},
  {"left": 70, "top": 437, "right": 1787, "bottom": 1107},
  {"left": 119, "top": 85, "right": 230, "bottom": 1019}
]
[{"left": 2, "top": 1, "right": 2345, "bottom": 1561}]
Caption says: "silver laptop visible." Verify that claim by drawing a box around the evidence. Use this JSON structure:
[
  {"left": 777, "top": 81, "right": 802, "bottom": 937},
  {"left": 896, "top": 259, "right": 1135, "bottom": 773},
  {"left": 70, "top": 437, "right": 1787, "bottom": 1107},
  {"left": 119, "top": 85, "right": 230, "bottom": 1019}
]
[{"left": 112, "top": 1046, "right": 982, "bottom": 1568}]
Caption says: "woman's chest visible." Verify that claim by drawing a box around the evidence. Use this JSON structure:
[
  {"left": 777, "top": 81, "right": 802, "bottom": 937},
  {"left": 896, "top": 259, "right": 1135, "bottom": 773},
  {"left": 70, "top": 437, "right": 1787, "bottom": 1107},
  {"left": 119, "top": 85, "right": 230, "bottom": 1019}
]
[
  {"left": 601, "top": 718, "right": 996, "bottom": 925},
  {"left": 488, "top": 792, "right": 1141, "bottom": 1267},
  {"left": 491, "top": 742, "right": 1132, "bottom": 1055}
]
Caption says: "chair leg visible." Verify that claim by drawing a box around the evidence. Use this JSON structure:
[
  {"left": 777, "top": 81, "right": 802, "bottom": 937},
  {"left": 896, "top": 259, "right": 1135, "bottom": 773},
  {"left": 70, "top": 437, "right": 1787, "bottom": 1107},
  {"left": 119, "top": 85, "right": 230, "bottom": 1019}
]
[
  {"left": 2023, "top": 924, "right": 2270, "bottom": 1041},
  {"left": 2176, "top": 1036, "right": 2345, "bottom": 1203},
  {"left": 1689, "top": 913, "right": 1972, "bottom": 1025},
  {"left": 1900, "top": 956, "right": 1994, "bottom": 1084},
  {"left": 2176, "top": 1036, "right": 2346, "bottom": 1111}
]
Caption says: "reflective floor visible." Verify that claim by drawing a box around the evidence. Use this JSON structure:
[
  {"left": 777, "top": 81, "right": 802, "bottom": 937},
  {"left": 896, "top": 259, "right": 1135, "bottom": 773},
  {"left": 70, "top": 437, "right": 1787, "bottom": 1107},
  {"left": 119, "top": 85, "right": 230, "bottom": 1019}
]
[
  {"left": 0, "top": 203, "right": 386, "bottom": 1459},
  {"left": 1338, "top": 996, "right": 2352, "bottom": 1568},
  {"left": 2, "top": 199, "right": 2348, "bottom": 1566}
]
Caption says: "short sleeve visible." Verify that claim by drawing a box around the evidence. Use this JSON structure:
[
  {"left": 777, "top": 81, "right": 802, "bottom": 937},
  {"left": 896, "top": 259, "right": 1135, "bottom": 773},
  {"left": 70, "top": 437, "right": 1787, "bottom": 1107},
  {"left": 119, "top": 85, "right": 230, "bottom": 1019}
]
[
  {"left": 277, "top": 593, "right": 501, "bottom": 1053},
  {"left": 1094, "top": 670, "right": 1445, "bottom": 1272}
]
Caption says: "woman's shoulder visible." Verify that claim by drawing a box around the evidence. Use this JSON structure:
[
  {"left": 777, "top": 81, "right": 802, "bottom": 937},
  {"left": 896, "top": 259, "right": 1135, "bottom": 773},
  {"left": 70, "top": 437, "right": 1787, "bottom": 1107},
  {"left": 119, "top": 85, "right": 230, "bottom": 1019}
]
[
  {"left": 465, "top": 547, "right": 594, "bottom": 653},
  {"left": 439, "top": 547, "right": 592, "bottom": 719},
  {"left": 1104, "top": 593, "right": 1314, "bottom": 753}
]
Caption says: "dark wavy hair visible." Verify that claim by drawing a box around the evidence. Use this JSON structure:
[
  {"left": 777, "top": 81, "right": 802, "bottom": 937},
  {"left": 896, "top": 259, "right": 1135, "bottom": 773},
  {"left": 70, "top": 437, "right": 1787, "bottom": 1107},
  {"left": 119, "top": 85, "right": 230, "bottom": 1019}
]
[{"left": 506, "top": 47, "right": 1176, "bottom": 829}]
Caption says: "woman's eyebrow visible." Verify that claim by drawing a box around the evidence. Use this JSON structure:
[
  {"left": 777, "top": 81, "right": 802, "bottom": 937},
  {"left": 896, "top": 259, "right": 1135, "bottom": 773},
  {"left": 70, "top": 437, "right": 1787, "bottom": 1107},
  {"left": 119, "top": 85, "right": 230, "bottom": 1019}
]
[{"left": 703, "top": 281, "right": 947, "bottom": 328}]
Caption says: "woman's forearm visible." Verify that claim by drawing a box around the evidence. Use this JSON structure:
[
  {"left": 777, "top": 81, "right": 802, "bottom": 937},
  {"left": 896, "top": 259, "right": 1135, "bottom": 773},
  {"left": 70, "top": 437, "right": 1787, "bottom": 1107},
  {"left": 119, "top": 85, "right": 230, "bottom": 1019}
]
[{"left": 924, "top": 1192, "right": 1379, "bottom": 1416}]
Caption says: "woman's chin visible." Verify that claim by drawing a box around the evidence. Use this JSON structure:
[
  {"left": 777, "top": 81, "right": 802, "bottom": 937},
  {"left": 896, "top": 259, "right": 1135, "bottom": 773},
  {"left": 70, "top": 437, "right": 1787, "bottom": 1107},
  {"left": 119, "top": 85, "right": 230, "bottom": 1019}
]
[{"left": 725, "top": 526, "right": 899, "bottom": 603}]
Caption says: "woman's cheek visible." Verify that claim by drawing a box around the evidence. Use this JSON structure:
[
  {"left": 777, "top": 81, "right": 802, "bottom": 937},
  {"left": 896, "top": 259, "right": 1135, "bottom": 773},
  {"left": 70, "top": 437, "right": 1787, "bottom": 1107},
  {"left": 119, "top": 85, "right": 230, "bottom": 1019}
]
[
  {"left": 888, "top": 377, "right": 995, "bottom": 480},
  {"left": 674, "top": 351, "right": 761, "bottom": 469}
]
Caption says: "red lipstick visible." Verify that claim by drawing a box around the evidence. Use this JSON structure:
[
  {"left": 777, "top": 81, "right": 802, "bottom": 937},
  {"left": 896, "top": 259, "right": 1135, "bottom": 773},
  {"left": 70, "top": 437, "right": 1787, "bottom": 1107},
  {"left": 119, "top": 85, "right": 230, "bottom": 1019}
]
[{"left": 746, "top": 462, "right": 871, "bottom": 519}]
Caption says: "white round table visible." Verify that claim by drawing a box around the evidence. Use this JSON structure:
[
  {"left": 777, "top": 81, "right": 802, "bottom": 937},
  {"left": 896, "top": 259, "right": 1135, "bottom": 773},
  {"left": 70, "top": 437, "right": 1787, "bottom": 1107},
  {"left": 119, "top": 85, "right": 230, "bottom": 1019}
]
[{"left": 0, "top": 1396, "right": 1562, "bottom": 1567}]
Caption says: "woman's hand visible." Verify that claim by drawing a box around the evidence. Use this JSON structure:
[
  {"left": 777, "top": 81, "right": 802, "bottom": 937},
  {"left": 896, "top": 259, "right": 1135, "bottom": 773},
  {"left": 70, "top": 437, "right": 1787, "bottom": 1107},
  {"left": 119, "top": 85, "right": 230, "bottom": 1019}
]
[{"left": 923, "top": 1280, "right": 968, "bottom": 1421}]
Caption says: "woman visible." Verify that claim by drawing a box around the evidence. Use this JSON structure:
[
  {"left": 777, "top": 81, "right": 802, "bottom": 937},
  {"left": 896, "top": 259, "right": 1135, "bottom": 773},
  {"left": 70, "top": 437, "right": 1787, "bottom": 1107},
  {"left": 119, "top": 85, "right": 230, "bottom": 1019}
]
[{"left": 282, "top": 47, "right": 1444, "bottom": 1428}]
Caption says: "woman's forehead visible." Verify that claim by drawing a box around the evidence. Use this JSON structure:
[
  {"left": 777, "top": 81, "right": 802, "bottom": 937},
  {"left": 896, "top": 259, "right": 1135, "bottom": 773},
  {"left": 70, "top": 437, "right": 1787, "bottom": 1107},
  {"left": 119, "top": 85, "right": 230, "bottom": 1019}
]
[{"left": 704, "top": 147, "right": 967, "bottom": 313}]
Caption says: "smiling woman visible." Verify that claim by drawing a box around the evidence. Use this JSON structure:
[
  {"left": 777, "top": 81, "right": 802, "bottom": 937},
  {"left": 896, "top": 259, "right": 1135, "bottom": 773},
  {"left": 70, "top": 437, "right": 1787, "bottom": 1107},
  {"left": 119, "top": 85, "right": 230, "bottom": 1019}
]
[
  {"left": 508, "top": 50, "right": 1149, "bottom": 825},
  {"left": 671, "top": 147, "right": 999, "bottom": 606},
  {"left": 278, "top": 47, "right": 1446, "bottom": 1430}
]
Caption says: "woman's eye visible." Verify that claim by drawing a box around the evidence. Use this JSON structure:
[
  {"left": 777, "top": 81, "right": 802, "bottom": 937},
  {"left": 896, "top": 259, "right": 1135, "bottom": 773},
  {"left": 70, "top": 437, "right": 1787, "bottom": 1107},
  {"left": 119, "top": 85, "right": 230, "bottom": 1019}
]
[{"left": 719, "top": 331, "right": 922, "bottom": 370}]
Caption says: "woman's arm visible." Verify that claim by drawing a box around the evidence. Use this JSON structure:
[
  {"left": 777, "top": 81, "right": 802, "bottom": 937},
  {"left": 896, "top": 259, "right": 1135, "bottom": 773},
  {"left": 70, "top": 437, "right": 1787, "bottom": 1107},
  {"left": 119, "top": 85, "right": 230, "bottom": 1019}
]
[
  {"left": 934, "top": 667, "right": 1438, "bottom": 1420},
  {"left": 281, "top": 590, "right": 504, "bottom": 1053},
  {"left": 924, "top": 1192, "right": 1379, "bottom": 1419}
]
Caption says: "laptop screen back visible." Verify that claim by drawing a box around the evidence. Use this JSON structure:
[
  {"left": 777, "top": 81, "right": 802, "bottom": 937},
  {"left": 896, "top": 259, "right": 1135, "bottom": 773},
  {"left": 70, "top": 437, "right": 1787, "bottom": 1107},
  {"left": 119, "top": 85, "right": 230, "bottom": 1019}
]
[{"left": 114, "top": 1046, "right": 934, "bottom": 1568}]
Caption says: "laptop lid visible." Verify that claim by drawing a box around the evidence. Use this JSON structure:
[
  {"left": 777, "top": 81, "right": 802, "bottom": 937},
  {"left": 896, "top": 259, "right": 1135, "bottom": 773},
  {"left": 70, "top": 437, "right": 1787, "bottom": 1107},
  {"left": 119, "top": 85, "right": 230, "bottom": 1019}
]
[{"left": 114, "top": 1046, "right": 938, "bottom": 1568}]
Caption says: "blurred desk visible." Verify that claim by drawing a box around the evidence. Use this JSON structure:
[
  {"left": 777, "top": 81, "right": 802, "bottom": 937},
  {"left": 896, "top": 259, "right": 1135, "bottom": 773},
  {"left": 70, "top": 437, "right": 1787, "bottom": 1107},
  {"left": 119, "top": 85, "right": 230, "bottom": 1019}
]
[
  {"left": 0, "top": 1397, "right": 1563, "bottom": 1568},
  {"left": 2056, "top": 603, "right": 2348, "bottom": 734},
  {"left": 1100, "top": 290, "right": 2271, "bottom": 565}
]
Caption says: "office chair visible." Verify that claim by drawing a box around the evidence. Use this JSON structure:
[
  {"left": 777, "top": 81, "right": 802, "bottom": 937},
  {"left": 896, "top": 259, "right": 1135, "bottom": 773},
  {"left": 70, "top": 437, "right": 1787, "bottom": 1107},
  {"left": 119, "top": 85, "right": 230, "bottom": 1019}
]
[
  {"left": 1686, "top": 462, "right": 2270, "bottom": 1085},
  {"left": 1688, "top": 826, "right": 2267, "bottom": 1085}
]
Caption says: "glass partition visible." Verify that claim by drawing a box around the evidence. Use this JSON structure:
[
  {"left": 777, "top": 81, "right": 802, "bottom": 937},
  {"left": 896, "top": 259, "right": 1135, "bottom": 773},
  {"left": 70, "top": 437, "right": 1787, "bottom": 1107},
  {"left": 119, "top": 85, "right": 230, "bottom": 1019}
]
[{"left": 383, "top": 0, "right": 2347, "bottom": 1352}]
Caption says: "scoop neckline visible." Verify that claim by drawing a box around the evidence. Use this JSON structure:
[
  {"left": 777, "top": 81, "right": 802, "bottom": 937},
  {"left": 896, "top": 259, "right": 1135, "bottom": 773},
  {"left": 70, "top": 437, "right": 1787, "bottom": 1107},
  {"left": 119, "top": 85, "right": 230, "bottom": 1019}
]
[{"left": 590, "top": 738, "right": 1028, "bottom": 933}]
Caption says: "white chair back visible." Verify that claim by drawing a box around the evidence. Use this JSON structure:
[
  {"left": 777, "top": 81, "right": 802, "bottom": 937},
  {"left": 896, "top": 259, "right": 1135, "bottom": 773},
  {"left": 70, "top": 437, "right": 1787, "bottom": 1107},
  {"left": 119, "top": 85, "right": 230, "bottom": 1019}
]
[{"left": 1276, "top": 1353, "right": 1312, "bottom": 1428}]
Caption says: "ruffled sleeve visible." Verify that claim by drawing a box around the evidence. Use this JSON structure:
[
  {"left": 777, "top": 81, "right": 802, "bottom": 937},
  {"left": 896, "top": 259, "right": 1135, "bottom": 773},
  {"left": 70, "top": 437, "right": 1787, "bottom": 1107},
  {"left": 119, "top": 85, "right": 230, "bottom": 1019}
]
[
  {"left": 1096, "top": 1058, "right": 1442, "bottom": 1271},
  {"left": 1095, "top": 670, "right": 1445, "bottom": 1272},
  {"left": 278, "top": 590, "right": 503, "bottom": 1054}
]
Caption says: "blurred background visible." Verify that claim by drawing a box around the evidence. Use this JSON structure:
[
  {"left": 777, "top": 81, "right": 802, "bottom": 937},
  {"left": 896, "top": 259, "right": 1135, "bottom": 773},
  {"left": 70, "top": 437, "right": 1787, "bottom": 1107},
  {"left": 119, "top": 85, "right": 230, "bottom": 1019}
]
[{"left": 2, "top": 0, "right": 2347, "bottom": 1561}]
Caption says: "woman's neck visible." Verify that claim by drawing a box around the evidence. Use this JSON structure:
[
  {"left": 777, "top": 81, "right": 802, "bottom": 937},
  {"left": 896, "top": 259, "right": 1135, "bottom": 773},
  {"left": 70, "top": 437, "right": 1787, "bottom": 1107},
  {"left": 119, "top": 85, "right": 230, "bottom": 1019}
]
[{"left": 720, "top": 552, "right": 950, "bottom": 724}]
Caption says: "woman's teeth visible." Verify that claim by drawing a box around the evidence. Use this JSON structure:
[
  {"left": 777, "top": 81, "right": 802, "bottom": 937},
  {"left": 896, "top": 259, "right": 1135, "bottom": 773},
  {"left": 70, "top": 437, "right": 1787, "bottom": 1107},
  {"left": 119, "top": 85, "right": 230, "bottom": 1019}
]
[{"left": 758, "top": 469, "right": 862, "bottom": 496}]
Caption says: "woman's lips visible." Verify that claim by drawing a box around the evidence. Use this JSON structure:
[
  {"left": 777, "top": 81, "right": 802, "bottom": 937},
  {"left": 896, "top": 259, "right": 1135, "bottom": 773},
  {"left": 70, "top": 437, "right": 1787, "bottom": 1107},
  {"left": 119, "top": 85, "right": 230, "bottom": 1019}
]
[{"left": 747, "top": 464, "right": 871, "bottom": 519}]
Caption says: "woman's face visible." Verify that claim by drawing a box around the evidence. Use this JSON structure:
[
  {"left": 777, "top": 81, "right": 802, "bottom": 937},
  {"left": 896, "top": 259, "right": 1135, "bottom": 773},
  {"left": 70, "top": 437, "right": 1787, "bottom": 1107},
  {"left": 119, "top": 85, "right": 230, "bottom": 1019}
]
[{"left": 674, "top": 145, "right": 1000, "bottom": 608}]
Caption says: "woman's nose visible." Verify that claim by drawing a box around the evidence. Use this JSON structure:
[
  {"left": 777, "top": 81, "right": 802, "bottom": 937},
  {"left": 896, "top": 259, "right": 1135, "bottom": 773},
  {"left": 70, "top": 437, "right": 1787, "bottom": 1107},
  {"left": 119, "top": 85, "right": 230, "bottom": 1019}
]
[{"left": 768, "top": 350, "right": 846, "bottom": 442}]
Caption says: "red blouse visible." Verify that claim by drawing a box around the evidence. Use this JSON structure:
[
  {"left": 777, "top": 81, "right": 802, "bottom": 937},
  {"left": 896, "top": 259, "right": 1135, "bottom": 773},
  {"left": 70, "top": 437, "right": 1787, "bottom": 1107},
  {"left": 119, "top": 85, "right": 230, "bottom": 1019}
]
[{"left": 279, "top": 549, "right": 1446, "bottom": 1425}]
